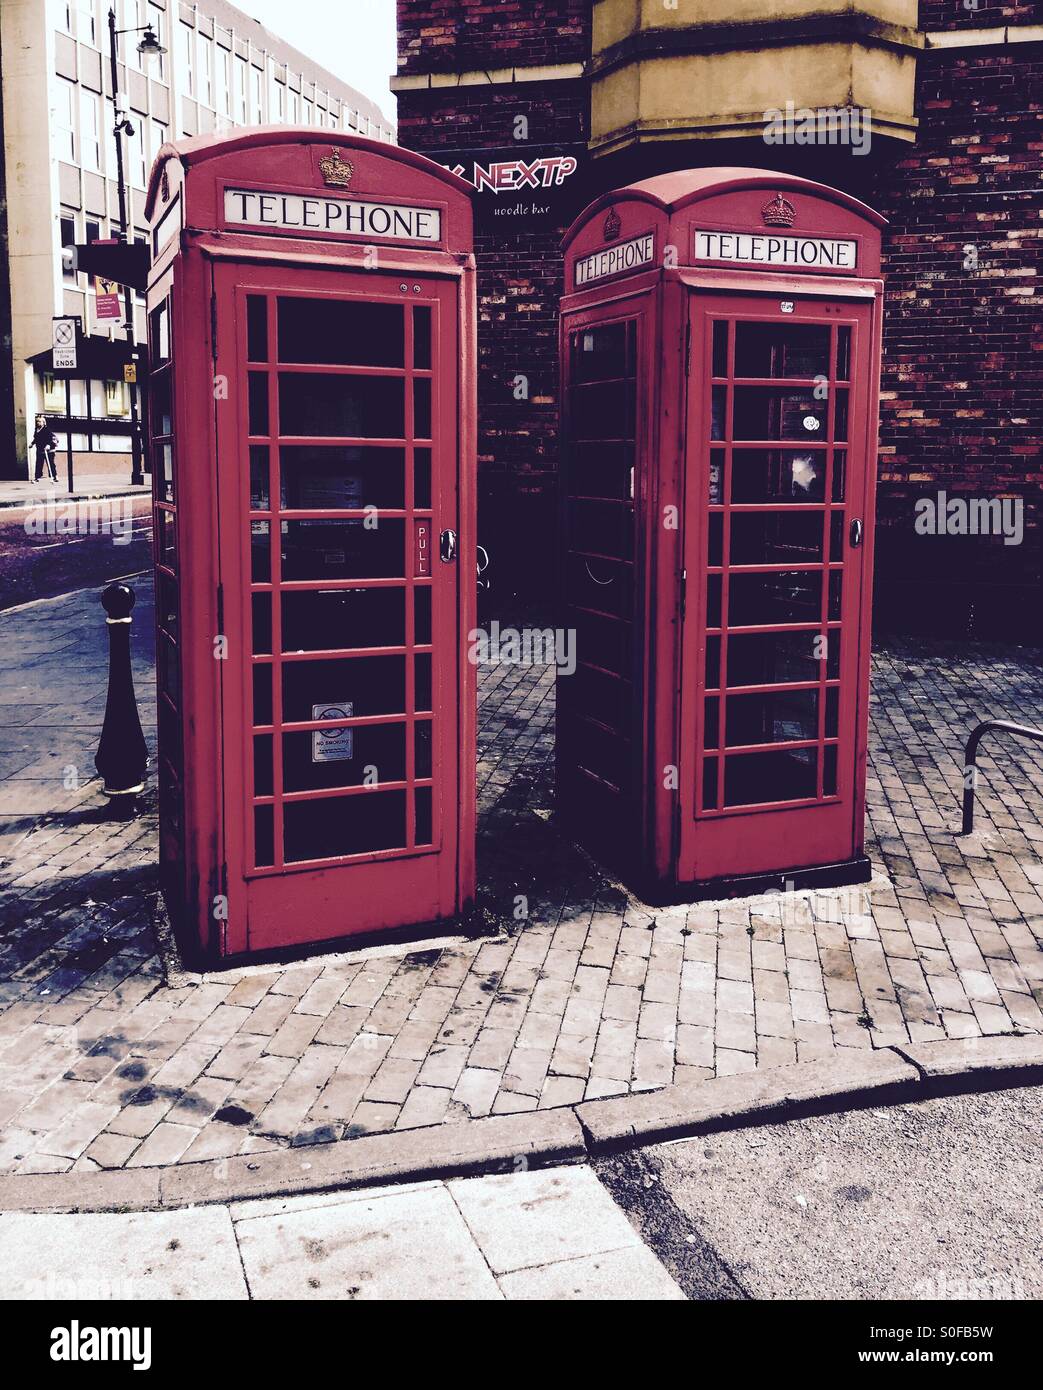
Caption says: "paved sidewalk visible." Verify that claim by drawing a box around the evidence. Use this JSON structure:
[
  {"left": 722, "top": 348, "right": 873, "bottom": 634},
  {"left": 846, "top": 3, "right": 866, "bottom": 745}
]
[
  {"left": 0, "top": 578, "right": 1041, "bottom": 1175},
  {"left": 0, "top": 476, "right": 150, "bottom": 510},
  {"left": 0, "top": 1164, "right": 682, "bottom": 1300}
]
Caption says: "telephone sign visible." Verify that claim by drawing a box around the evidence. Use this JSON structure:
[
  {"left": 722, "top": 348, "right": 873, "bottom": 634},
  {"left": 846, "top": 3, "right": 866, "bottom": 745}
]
[
  {"left": 559, "top": 169, "right": 885, "bottom": 902},
  {"left": 145, "top": 130, "right": 477, "bottom": 961}
]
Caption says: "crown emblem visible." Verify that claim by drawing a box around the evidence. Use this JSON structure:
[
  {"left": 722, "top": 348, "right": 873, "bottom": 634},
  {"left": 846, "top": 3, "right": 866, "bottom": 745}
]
[
  {"left": 603, "top": 206, "right": 621, "bottom": 241},
  {"left": 319, "top": 148, "right": 354, "bottom": 189},
  {"left": 761, "top": 192, "right": 796, "bottom": 227}
]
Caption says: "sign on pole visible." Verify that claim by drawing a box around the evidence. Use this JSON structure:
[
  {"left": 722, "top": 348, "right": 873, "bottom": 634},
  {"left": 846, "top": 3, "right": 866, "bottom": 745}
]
[
  {"left": 94, "top": 276, "right": 124, "bottom": 325},
  {"left": 51, "top": 316, "right": 78, "bottom": 370}
]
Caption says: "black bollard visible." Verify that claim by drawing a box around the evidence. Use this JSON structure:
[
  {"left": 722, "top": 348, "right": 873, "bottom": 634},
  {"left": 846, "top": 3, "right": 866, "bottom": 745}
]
[{"left": 95, "top": 582, "right": 149, "bottom": 803}]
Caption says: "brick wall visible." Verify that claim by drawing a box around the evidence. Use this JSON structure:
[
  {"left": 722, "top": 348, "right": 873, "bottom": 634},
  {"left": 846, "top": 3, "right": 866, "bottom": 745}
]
[{"left": 397, "top": 0, "right": 589, "bottom": 75}]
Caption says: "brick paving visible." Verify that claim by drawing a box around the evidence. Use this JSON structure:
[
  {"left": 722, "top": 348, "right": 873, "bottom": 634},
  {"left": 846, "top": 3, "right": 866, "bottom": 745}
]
[{"left": 0, "top": 580, "right": 1041, "bottom": 1173}]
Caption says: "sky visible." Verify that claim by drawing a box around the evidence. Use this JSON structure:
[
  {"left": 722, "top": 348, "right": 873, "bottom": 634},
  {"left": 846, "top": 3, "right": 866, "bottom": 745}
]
[{"left": 240, "top": 0, "right": 398, "bottom": 126}]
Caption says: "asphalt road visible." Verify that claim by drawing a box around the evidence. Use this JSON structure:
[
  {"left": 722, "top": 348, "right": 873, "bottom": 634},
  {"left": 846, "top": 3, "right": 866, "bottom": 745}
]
[
  {"left": 597, "top": 1083, "right": 1043, "bottom": 1301},
  {"left": 0, "top": 496, "right": 152, "bottom": 611}
]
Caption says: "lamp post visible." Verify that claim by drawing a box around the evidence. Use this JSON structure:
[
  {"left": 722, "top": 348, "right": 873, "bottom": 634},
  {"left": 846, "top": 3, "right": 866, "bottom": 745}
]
[{"left": 106, "top": 9, "right": 165, "bottom": 487}]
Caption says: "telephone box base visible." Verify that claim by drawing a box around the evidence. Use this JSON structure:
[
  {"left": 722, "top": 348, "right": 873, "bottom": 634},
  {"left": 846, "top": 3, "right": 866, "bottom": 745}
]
[{"left": 639, "top": 854, "right": 873, "bottom": 909}]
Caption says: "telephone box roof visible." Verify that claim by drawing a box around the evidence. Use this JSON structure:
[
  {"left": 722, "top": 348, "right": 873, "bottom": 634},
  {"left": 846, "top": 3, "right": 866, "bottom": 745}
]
[
  {"left": 145, "top": 126, "right": 474, "bottom": 222},
  {"left": 562, "top": 167, "right": 887, "bottom": 251}
]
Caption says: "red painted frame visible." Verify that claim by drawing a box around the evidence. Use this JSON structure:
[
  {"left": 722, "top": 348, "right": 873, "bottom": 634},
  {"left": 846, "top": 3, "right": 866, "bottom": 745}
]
[
  {"left": 145, "top": 131, "right": 476, "bottom": 961},
  {"left": 559, "top": 169, "right": 885, "bottom": 902}
]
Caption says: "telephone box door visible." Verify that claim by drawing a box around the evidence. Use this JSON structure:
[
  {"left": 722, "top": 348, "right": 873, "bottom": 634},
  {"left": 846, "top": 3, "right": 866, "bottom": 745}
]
[
  {"left": 214, "top": 262, "right": 461, "bottom": 952},
  {"left": 678, "top": 294, "right": 875, "bottom": 883}
]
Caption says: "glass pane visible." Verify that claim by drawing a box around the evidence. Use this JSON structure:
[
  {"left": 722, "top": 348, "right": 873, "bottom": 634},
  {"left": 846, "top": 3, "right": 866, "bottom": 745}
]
[
  {"left": 252, "top": 593, "right": 272, "bottom": 654},
  {"left": 415, "top": 721, "right": 432, "bottom": 778},
  {"left": 278, "top": 374, "right": 405, "bottom": 439},
  {"left": 726, "top": 689, "right": 818, "bottom": 747},
  {"left": 157, "top": 634, "right": 180, "bottom": 706},
  {"left": 253, "top": 663, "right": 272, "bottom": 726},
  {"left": 724, "top": 748, "right": 817, "bottom": 807},
  {"left": 250, "top": 521, "right": 270, "bottom": 581},
  {"left": 281, "top": 588, "right": 406, "bottom": 652},
  {"left": 248, "top": 373, "right": 269, "bottom": 435},
  {"left": 282, "top": 655, "right": 405, "bottom": 721},
  {"left": 565, "top": 664, "right": 630, "bottom": 734},
  {"left": 250, "top": 446, "right": 269, "bottom": 509},
  {"left": 730, "top": 511, "right": 824, "bottom": 566},
  {"left": 157, "top": 570, "right": 178, "bottom": 641},
  {"left": 574, "top": 610, "right": 630, "bottom": 675},
  {"left": 416, "top": 653, "right": 432, "bottom": 712},
  {"left": 155, "top": 441, "right": 174, "bottom": 502},
  {"left": 727, "top": 631, "right": 821, "bottom": 687},
  {"left": 702, "top": 757, "right": 719, "bottom": 810},
  {"left": 280, "top": 446, "right": 404, "bottom": 510},
  {"left": 826, "top": 686, "right": 839, "bottom": 739},
  {"left": 151, "top": 370, "right": 172, "bottom": 436},
  {"left": 712, "top": 320, "right": 728, "bottom": 377},
  {"left": 834, "top": 388, "right": 849, "bottom": 442},
  {"left": 708, "top": 513, "right": 723, "bottom": 568},
  {"left": 569, "top": 500, "right": 633, "bottom": 561},
  {"left": 836, "top": 326, "right": 851, "bottom": 381},
  {"left": 733, "top": 387, "right": 826, "bottom": 441},
  {"left": 571, "top": 322, "right": 633, "bottom": 383},
  {"left": 254, "top": 805, "right": 274, "bottom": 866},
  {"left": 413, "top": 378, "right": 432, "bottom": 439},
  {"left": 254, "top": 734, "right": 273, "bottom": 796},
  {"left": 708, "top": 450, "right": 724, "bottom": 504},
  {"left": 703, "top": 697, "right": 719, "bottom": 750},
  {"left": 729, "top": 570, "right": 822, "bottom": 627},
  {"left": 284, "top": 722, "right": 406, "bottom": 792},
  {"left": 826, "top": 631, "right": 840, "bottom": 680},
  {"left": 832, "top": 450, "right": 847, "bottom": 502},
  {"left": 278, "top": 297, "right": 403, "bottom": 367},
  {"left": 247, "top": 296, "right": 268, "bottom": 362},
  {"left": 413, "top": 305, "right": 432, "bottom": 370},
  {"left": 415, "top": 586, "right": 431, "bottom": 645},
  {"left": 732, "top": 449, "right": 825, "bottom": 504},
  {"left": 829, "top": 571, "right": 843, "bottom": 621},
  {"left": 705, "top": 635, "right": 721, "bottom": 689},
  {"left": 566, "top": 553, "right": 634, "bottom": 617},
  {"left": 824, "top": 744, "right": 838, "bottom": 795},
  {"left": 706, "top": 574, "right": 722, "bottom": 629},
  {"left": 829, "top": 511, "right": 844, "bottom": 562},
  {"left": 157, "top": 508, "right": 176, "bottom": 568},
  {"left": 710, "top": 385, "right": 727, "bottom": 440},
  {"left": 414, "top": 447, "right": 431, "bottom": 509},
  {"left": 570, "top": 381, "right": 633, "bottom": 442},
  {"left": 416, "top": 787, "right": 433, "bottom": 846},
  {"left": 280, "top": 518, "right": 405, "bottom": 580},
  {"left": 734, "top": 322, "right": 830, "bottom": 379},
  {"left": 284, "top": 790, "right": 407, "bottom": 862},
  {"left": 150, "top": 303, "right": 170, "bottom": 365}
]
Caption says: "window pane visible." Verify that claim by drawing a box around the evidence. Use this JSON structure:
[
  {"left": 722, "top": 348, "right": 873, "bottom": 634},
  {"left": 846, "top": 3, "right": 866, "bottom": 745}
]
[
  {"left": 728, "top": 570, "right": 822, "bottom": 627},
  {"left": 277, "top": 297, "right": 403, "bottom": 367},
  {"left": 733, "top": 387, "right": 827, "bottom": 441},
  {"left": 278, "top": 373, "right": 404, "bottom": 438},
  {"left": 734, "top": 322, "right": 830, "bottom": 379},
  {"left": 415, "top": 786, "right": 433, "bottom": 845},
  {"left": 283, "top": 722, "right": 406, "bottom": 792},
  {"left": 281, "top": 588, "right": 405, "bottom": 652},
  {"left": 730, "top": 511, "right": 824, "bottom": 567},
  {"left": 413, "top": 377, "right": 432, "bottom": 439},
  {"left": 247, "top": 296, "right": 268, "bottom": 361},
  {"left": 253, "top": 664, "right": 273, "bottom": 726},
  {"left": 413, "top": 305, "right": 431, "bottom": 369},
  {"left": 570, "top": 322, "right": 632, "bottom": 382},
  {"left": 280, "top": 518, "right": 404, "bottom": 580},
  {"left": 250, "top": 446, "right": 269, "bottom": 509},
  {"left": 250, "top": 521, "right": 270, "bottom": 582},
  {"left": 726, "top": 689, "right": 818, "bottom": 747},
  {"left": 280, "top": 446, "right": 404, "bottom": 510},
  {"left": 282, "top": 655, "right": 405, "bottom": 721},
  {"left": 284, "top": 790, "right": 407, "bottom": 861},
  {"left": 726, "top": 631, "right": 821, "bottom": 687},
  {"left": 248, "top": 373, "right": 269, "bottom": 435},
  {"left": 732, "top": 449, "right": 825, "bottom": 504},
  {"left": 724, "top": 748, "right": 818, "bottom": 807}
]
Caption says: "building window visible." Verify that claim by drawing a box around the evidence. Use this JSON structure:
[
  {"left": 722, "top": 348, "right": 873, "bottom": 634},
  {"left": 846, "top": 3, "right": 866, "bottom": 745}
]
[
  {"left": 218, "top": 46, "right": 232, "bottom": 117},
  {"left": 198, "top": 35, "right": 213, "bottom": 108},
  {"left": 302, "top": 98, "right": 312, "bottom": 125},
  {"left": 76, "top": 0, "right": 97, "bottom": 45},
  {"left": 106, "top": 380, "right": 129, "bottom": 417},
  {"left": 55, "top": 78, "right": 76, "bottom": 161},
  {"left": 179, "top": 22, "right": 194, "bottom": 96},
  {"left": 272, "top": 76, "right": 285, "bottom": 122},
  {"left": 79, "top": 89, "right": 101, "bottom": 171},
  {"left": 251, "top": 67, "right": 263, "bottom": 124},
  {"left": 148, "top": 4, "right": 166, "bottom": 80},
  {"left": 43, "top": 375, "right": 64, "bottom": 412},
  {"left": 235, "top": 56, "right": 248, "bottom": 124},
  {"left": 288, "top": 88, "right": 299, "bottom": 123}
]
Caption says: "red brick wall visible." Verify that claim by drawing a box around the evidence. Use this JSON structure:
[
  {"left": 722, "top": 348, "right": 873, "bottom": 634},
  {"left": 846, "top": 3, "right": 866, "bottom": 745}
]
[{"left": 397, "top": 0, "right": 589, "bottom": 75}]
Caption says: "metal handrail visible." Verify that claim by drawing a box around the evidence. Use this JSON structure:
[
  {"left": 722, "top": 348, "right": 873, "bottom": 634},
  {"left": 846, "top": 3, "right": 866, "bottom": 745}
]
[{"left": 961, "top": 719, "right": 1043, "bottom": 834}]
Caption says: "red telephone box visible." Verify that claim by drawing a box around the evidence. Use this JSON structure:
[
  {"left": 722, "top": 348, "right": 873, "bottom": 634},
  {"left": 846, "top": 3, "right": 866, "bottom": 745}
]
[
  {"left": 144, "top": 130, "right": 476, "bottom": 960},
  {"left": 558, "top": 169, "right": 885, "bottom": 902}
]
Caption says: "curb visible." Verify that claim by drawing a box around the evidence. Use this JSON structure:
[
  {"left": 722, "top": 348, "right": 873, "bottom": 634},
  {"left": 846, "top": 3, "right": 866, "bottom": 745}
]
[
  {"left": 1, "top": 1034, "right": 1040, "bottom": 1215},
  {"left": 0, "top": 487, "right": 150, "bottom": 510}
]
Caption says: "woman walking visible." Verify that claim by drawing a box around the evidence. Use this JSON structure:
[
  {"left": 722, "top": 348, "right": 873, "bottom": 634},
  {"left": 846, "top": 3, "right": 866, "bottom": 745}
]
[{"left": 31, "top": 415, "right": 58, "bottom": 483}]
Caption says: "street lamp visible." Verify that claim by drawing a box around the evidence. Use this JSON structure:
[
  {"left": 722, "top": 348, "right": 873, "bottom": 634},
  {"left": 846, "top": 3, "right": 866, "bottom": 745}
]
[{"left": 107, "top": 9, "right": 166, "bottom": 487}]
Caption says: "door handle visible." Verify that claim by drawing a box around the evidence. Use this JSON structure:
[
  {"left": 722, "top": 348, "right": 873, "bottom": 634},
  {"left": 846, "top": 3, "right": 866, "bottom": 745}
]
[
  {"left": 440, "top": 528, "right": 457, "bottom": 563},
  {"left": 850, "top": 518, "right": 864, "bottom": 548}
]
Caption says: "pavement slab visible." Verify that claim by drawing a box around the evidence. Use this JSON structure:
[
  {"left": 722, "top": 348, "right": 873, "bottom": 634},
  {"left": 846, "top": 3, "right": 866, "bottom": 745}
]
[{"left": 0, "top": 579, "right": 1041, "bottom": 1174}]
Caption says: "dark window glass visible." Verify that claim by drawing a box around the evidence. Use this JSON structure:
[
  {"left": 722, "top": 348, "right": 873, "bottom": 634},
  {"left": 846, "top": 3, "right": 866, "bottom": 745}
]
[
  {"left": 708, "top": 513, "right": 724, "bottom": 568},
  {"left": 247, "top": 296, "right": 268, "bottom": 362},
  {"left": 836, "top": 326, "right": 852, "bottom": 381},
  {"left": 415, "top": 721, "right": 432, "bottom": 778},
  {"left": 250, "top": 521, "right": 270, "bottom": 582},
  {"left": 413, "top": 305, "right": 432, "bottom": 369},
  {"left": 705, "top": 635, "right": 721, "bottom": 689},
  {"left": 282, "top": 655, "right": 406, "bottom": 721},
  {"left": 157, "top": 508, "right": 176, "bottom": 569},
  {"left": 730, "top": 511, "right": 824, "bottom": 567},
  {"left": 254, "top": 734, "right": 273, "bottom": 796},
  {"left": 710, "top": 385, "right": 727, "bottom": 440},
  {"left": 414, "top": 447, "right": 431, "bottom": 509},
  {"left": 415, "top": 787, "right": 433, "bottom": 846},
  {"left": 413, "top": 377, "right": 432, "bottom": 439},
  {"left": 727, "top": 631, "right": 820, "bottom": 688},
  {"left": 726, "top": 689, "right": 818, "bottom": 747},
  {"left": 733, "top": 387, "right": 826, "bottom": 441},
  {"left": 154, "top": 441, "right": 174, "bottom": 503},
  {"left": 826, "top": 632, "right": 840, "bottom": 680},
  {"left": 574, "top": 610, "right": 631, "bottom": 677},
  {"left": 729, "top": 570, "right": 822, "bottom": 627},
  {"left": 832, "top": 450, "right": 847, "bottom": 502},
  {"left": 278, "top": 297, "right": 403, "bottom": 367},
  {"left": 253, "top": 664, "right": 273, "bottom": 726},
  {"left": 706, "top": 573, "right": 722, "bottom": 629},
  {"left": 732, "top": 449, "right": 825, "bottom": 504},
  {"left": 826, "top": 686, "right": 840, "bottom": 739},
  {"left": 280, "top": 446, "right": 404, "bottom": 511},
  {"left": 566, "top": 552, "right": 634, "bottom": 619},
  {"left": 829, "top": 571, "right": 843, "bottom": 621},
  {"left": 829, "top": 510, "right": 844, "bottom": 561},
  {"left": 570, "top": 381, "right": 633, "bottom": 442},
  {"left": 703, "top": 697, "right": 719, "bottom": 750},
  {"left": 833, "top": 388, "right": 849, "bottom": 442},
  {"left": 281, "top": 587, "right": 405, "bottom": 652},
  {"left": 415, "top": 653, "right": 432, "bottom": 712},
  {"left": 158, "top": 634, "right": 180, "bottom": 706},
  {"left": 569, "top": 442, "right": 634, "bottom": 501},
  {"left": 569, "top": 500, "right": 633, "bottom": 561},
  {"left": 723, "top": 747, "right": 817, "bottom": 807},
  {"left": 248, "top": 373, "right": 269, "bottom": 436},
  {"left": 283, "top": 722, "right": 406, "bottom": 792},
  {"left": 734, "top": 322, "right": 830, "bottom": 379},
  {"left": 278, "top": 373, "right": 404, "bottom": 439},
  {"left": 570, "top": 321, "right": 633, "bottom": 382},
  {"left": 702, "top": 757, "right": 719, "bottom": 810},
  {"left": 151, "top": 370, "right": 172, "bottom": 436},
  {"left": 280, "top": 518, "right": 404, "bottom": 580},
  {"left": 284, "top": 790, "right": 407, "bottom": 862},
  {"left": 250, "top": 446, "right": 269, "bottom": 510},
  {"left": 252, "top": 592, "right": 272, "bottom": 654},
  {"left": 150, "top": 302, "right": 170, "bottom": 365},
  {"left": 254, "top": 805, "right": 274, "bottom": 866},
  {"left": 157, "top": 570, "right": 178, "bottom": 641},
  {"left": 712, "top": 320, "right": 729, "bottom": 377},
  {"left": 708, "top": 450, "right": 724, "bottom": 504},
  {"left": 824, "top": 744, "right": 839, "bottom": 796},
  {"left": 415, "top": 586, "right": 431, "bottom": 645}
]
